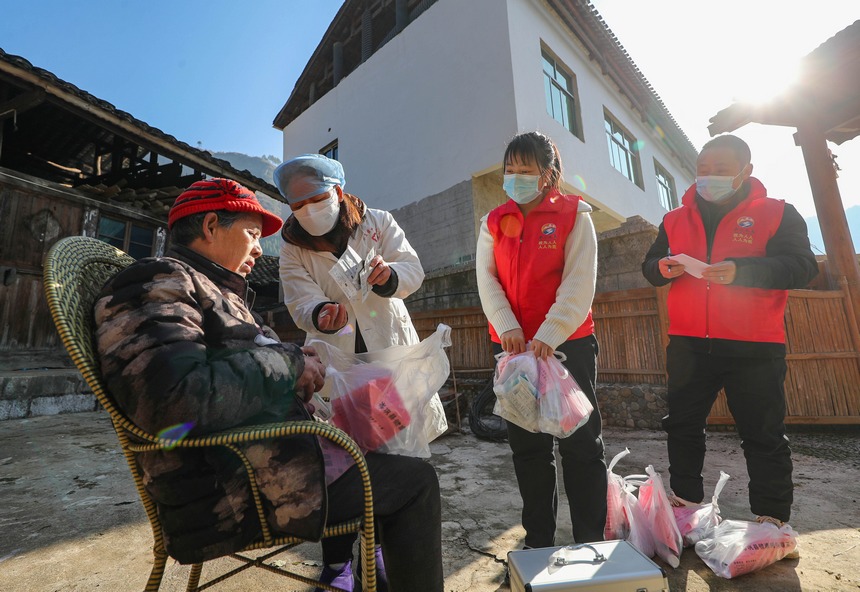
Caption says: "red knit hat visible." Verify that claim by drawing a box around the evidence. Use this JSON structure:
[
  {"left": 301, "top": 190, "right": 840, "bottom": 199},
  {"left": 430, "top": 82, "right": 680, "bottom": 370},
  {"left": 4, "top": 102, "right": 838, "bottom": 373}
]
[{"left": 168, "top": 178, "right": 283, "bottom": 237}]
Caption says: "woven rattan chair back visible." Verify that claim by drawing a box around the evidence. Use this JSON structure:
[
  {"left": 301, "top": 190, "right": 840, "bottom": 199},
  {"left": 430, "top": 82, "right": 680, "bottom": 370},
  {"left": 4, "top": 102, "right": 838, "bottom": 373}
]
[{"left": 44, "top": 236, "right": 376, "bottom": 592}]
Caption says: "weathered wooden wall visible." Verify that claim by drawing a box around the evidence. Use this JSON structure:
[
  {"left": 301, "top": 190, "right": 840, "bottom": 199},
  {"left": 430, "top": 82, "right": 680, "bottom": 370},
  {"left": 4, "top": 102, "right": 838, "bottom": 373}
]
[{"left": 0, "top": 178, "right": 83, "bottom": 353}]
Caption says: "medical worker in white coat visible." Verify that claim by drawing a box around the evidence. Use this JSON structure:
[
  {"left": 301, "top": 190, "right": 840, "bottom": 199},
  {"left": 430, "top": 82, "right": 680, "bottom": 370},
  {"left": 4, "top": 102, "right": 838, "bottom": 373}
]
[{"left": 275, "top": 153, "right": 434, "bottom": 592}]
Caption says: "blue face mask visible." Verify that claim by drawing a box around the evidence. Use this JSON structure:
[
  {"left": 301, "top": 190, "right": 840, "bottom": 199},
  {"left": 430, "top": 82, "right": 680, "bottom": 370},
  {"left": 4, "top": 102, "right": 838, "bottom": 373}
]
[{"left": 503, "top": 174, "right": 542, "bottom": 204}]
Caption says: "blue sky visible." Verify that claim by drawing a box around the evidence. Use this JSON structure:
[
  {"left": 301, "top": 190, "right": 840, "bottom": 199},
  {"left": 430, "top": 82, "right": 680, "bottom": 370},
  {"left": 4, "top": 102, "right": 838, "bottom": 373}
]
[
  {"left": 3, "top": 0, "right": 859, "bottom": 225},
  {"left": 0, "top": 1, "right": 342, "bottom": 157}
]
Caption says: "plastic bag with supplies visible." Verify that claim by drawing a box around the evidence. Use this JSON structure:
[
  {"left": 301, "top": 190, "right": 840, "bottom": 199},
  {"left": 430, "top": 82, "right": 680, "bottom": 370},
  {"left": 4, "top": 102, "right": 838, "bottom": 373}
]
[
  {"left": 636, "top": 465, "right": 683, "bottom": 568},
  {"left": 695, "top": 519, "right": 798, "bottom": 578},
  {"left": 492, "top": 351, "right": 540, "bottom": 432},
  {"left": 604, "top": 448, "right": 632, "bottom": 541},
  {"left": 674, "top": 471, "right": 731, "bottom": 547},
  {"left": 492, "top": 351, "right": 592, "bottom": 437},
  {"left": 536, "top": 353, "right": 592, "bottom": 438},
  {"left": 308, "top": 323, "right": 452, "bottom": 458},
  {"left": 620, "top": 474, "right": 656, "bottom": 558}
]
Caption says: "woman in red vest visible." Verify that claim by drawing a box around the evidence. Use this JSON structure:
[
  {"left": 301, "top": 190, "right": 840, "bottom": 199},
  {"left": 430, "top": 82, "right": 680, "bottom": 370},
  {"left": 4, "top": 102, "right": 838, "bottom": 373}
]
[{"left": 476, "top": 131, "right": 607, "bottom": 550}]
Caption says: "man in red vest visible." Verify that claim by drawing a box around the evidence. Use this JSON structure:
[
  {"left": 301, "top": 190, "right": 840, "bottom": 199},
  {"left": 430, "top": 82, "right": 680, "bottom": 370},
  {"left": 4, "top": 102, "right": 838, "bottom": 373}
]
[{"left": 642, "top": 134, "right": 818, "bottom": 535}]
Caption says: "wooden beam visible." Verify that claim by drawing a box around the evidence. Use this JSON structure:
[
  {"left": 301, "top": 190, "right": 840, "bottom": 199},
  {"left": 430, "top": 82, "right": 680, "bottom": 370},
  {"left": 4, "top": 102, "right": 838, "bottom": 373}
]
[
  {"left": 795, "top": 122, "right": 860, "bottom": 325},
  {"left": 0, "top": 89, "right": 46, "bottom": 120}
]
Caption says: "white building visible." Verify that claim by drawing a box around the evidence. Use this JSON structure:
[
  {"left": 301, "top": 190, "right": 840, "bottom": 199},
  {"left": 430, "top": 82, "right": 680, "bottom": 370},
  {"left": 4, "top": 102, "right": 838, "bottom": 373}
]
[{"left": 273, "top": 0, "right": 697, "bottom": 306}]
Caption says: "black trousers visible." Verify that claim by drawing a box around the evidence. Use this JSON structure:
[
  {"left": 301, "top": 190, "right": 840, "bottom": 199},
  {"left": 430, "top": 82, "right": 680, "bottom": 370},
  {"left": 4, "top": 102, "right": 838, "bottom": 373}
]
[
  {"left": 323, "top": 452, "right": 443, "bottom": 591},
  {"left": 663, "top": 341, "right": 793, "bottom": 522},
  {"left": 497, "top": 336, "right": 607, "bottom": 548}
]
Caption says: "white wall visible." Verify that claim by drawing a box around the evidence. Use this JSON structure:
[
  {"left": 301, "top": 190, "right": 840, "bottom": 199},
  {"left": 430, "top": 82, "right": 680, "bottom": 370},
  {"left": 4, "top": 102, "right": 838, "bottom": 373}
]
[
  {"left": 506, "top": 0, "right": 693, "bottom": 225},
  {"left": 282, "top": 0, "right": 520, "bottom": 213},
  {"left": 280, "top": 0, "right": 695, "bottom": 225}
]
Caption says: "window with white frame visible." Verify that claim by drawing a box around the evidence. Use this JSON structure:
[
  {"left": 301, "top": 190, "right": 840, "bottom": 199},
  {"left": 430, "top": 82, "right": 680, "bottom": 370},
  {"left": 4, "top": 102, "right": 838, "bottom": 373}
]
[
  {"left": 542, "top": 48, "right": 582, "bottom": 139},
  {"left": 654, "top": 160, "right": 678, "bottom": 210},
  {"left": 604, "top": 111, "right": 642, "bottom": 187},
  {"left": 97, "top": 215, "right": 155, "bottom": 259}
]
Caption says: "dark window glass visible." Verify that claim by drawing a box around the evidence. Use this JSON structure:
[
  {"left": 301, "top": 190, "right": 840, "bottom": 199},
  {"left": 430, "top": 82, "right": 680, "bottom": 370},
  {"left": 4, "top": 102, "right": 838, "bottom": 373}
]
[
  {"left": 97, "top": 216, "right": 155, "bottom": 259},
  {"left": 97, "top": 217, "right": 125, "bottom": 248},
  {"left": 128, "top": 224, "right": 154, "bottom": 259}
]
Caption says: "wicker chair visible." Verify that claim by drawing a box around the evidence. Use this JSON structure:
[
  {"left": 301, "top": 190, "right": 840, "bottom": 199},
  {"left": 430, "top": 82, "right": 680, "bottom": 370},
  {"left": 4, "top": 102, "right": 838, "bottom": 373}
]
[{"left": 43, "top": 236, "right": 376, "bottom": 592}]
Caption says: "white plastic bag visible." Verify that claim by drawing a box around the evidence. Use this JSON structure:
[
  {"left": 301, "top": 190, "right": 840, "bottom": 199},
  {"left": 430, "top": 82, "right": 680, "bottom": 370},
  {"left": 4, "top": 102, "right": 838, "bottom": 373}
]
[
  {"left": 492, "top": 352, "right": 540, "bottom": 432},
  {"left": 604, "top": 448, "right": 631, "bottom": 541},
  {"left": 536, "top": 354, "right": 592, "bottom": 438},
  {"left": 309, "top": 323, "right": 452, "bottom": 458},
  {"left": 491, "top": 352, "right": 592, "bottom": 437},
  {"left": 637, "top": 465, "right": 683, "bottom": 568},
  {"left": 674, "top": 471, "right": 730, "bottom": 547},
  {"left": 621, "top": 474, "right": 656, "bottom": 558},
  {"left": 695, "top": 519, "right": 798, "bottom": 578}
]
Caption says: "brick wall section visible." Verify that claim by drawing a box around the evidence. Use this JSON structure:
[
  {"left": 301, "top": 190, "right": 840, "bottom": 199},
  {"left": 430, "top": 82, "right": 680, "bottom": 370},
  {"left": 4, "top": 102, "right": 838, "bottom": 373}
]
[
  {"left": 596, "top": 215, "right": 659, "bottom": 293},
  {"left": 392, "top": 179, "right": 476, "bottom": 273}
]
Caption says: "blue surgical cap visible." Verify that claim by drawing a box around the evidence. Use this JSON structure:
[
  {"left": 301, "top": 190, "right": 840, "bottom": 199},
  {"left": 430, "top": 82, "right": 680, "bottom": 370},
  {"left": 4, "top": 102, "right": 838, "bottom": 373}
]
[{"left": 273, "top": 154, "right": 346, "bottom": 204}]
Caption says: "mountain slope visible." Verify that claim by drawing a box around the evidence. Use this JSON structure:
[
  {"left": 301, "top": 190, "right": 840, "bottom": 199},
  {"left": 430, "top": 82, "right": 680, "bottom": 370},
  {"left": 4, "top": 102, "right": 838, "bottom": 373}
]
[{"left": 805, "top": 205, "right": 860, "bottom": 255}]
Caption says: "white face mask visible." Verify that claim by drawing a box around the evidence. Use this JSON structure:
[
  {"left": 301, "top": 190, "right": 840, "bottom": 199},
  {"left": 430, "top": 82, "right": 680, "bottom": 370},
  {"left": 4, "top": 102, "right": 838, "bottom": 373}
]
[
  {"left": 696, "top": 168, "right": 746, "bottom": 203},
  {"left": 293, "top": 192, "right": 340, "bottom": 236}
]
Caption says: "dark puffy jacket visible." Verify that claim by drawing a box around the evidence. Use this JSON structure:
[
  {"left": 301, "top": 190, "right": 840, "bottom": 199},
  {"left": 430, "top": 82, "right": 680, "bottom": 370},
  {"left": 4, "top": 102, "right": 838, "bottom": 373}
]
[{"left": 94, "top": 245, "right": 326, "bottom": 564}]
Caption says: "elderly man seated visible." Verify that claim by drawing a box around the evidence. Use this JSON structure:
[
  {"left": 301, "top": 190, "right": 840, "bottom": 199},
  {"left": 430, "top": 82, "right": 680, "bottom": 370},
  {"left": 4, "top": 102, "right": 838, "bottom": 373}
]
[{"left": 94, "top": 178, "right": 443, "bottom": 592}]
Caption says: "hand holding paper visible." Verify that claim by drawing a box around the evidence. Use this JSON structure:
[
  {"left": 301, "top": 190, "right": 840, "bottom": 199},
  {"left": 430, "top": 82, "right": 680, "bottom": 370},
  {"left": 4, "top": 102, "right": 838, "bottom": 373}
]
[
  {"left": 670, "top": 253, "right": 709, "bottom": 279},
  {"left": 669, "top": 254, "right": 737, "bottom": 284}
]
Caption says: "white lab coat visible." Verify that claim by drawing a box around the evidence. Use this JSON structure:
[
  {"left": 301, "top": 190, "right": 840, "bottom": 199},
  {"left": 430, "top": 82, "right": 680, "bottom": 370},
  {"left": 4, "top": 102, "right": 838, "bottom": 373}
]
[
  {"left": 279, "top": 207, "right": 425, "bottom": 352},
  {"left": 280, "top": 208, "right": 447, "bottom": 446}
]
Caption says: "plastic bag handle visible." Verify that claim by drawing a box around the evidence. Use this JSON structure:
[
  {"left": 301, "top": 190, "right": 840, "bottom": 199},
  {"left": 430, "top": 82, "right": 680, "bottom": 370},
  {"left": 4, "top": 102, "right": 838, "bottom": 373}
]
[
  {"left": 623, "top": 474, "right": 649, "bottom": 487},
  {"left": 607, "top": 447, "right": 630, "bottom": 472},
  {"left": 494, "top": 350, "right": 568, "bottom": 362}
]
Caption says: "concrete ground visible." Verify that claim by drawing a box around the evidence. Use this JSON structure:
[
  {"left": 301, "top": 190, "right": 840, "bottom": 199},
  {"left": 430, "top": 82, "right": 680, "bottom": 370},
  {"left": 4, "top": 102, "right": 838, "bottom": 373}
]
[{"left": 1, "top": 411, "right": 859, "bottom": 591}]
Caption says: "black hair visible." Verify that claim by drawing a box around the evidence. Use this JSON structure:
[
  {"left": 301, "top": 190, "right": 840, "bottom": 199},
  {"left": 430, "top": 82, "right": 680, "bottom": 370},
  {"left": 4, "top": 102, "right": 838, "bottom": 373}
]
[
  {"left": 503, "top": 131, "right": 563, "bottom": 189},
  {"left": 168, "top": 210, "right": 246, "bottom": 247},
  {"left": 700, "top": 134, "right": 752, "bottom": 165}
]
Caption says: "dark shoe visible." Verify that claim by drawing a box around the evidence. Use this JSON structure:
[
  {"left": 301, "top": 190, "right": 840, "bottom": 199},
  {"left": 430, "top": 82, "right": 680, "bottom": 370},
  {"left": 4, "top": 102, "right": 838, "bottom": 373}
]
[{"left": 315, "top": 560, "right": 354, "bottom": 592}]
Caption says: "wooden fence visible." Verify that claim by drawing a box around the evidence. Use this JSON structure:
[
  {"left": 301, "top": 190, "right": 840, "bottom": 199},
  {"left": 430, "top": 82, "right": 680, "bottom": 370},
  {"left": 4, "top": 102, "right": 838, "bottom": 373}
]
[
  {"left": 104, "top": 277, "right": 860, "bottom": 426},
  {"left": 409, "top": 282, "right": 860, "bottom": 425}
]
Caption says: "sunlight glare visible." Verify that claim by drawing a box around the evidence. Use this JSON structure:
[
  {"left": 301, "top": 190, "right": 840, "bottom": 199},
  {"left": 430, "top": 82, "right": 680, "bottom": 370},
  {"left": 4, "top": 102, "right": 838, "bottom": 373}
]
[{"left": 731, "top": 61, "right": 800, "bottom": 105}]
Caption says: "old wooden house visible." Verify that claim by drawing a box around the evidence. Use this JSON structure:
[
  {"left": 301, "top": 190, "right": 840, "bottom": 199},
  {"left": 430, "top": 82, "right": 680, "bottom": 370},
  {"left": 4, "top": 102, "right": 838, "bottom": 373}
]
[{"left": 0, "top": 49, "right": 287, "bottom": 419}]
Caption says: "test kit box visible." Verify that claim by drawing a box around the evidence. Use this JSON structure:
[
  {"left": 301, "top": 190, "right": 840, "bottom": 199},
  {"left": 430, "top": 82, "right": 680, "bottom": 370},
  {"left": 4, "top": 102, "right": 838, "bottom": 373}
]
[{"left": 507, "top": 540, "right": 669, "bottom": 591}]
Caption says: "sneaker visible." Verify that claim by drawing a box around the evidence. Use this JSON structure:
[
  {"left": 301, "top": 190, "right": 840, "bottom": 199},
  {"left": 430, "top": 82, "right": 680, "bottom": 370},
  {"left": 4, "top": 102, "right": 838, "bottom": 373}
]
[
  {"left": 756, "top": 516, "right": 800, "bottom": 559},
  {"left": 756, "top": 515, "right": 785, "bottom": 527},
  {"left": 315, "top": 560, "right": 354, "bottom": 592}
]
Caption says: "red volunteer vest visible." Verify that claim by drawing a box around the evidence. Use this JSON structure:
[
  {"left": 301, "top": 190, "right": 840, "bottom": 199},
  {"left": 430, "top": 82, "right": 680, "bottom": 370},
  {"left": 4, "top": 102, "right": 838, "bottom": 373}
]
[
  {"left": 663, "top": 178, "right": 787, "bottom": 343},
  {"left": 486, "top": 190, "right": 594, "bottom": 344}
]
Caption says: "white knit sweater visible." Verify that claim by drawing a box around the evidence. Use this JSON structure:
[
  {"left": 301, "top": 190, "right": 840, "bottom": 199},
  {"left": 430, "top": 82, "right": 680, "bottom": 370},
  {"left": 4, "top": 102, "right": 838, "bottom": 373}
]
[{"left": 475, "top": 200, "right": 597, "bottom": 350}]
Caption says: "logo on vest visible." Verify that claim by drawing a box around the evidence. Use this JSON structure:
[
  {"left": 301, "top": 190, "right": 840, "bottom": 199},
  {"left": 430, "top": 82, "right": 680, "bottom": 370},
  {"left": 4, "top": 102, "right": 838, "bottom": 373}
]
[
  {"left": 538, "top": 224, "right": 558, "bottom": 249},
  {"left": 733, "top": 216, "right": 755, "bottom": 245}
]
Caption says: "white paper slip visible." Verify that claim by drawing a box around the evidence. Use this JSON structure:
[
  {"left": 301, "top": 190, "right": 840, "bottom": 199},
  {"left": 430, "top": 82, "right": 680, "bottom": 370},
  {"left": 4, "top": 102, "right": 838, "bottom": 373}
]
[{"left": 671, "top": 253, "right": 709, "bottom": 279}]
